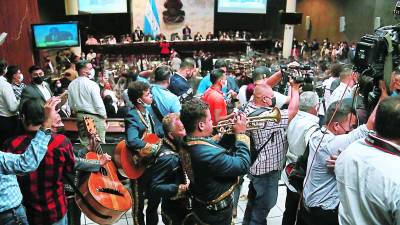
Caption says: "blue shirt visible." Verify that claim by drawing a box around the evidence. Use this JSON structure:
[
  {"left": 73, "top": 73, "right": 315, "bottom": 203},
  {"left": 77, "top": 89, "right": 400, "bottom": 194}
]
[
  {"left": 196, "top": 74, "right": 239, "bottom": 95},
  {"left": 0, "top": 130, "right": 51, "bottom": 212},
  {"left": 151, "top": 84, "right": 181, "bottom": 116}
]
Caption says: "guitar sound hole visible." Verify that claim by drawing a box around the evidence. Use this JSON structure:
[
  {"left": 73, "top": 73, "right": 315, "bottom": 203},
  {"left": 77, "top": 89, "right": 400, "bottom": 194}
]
[
  {"left": 100, "top": 167, "right": 108, "bottom": 176},
  {"left": 97, "top": 188, "right": 124, "bottom": 197}
]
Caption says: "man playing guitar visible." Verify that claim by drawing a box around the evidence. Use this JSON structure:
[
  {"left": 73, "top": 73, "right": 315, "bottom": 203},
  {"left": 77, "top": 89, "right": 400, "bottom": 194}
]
[{"left": 124, "top": 81, "right": 164, "bottom": 225}]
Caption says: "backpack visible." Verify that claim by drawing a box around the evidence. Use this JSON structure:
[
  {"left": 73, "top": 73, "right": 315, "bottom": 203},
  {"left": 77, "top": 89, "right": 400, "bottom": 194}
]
[{"left": 285, "top": 143, "right": 310, "bottom": 193}]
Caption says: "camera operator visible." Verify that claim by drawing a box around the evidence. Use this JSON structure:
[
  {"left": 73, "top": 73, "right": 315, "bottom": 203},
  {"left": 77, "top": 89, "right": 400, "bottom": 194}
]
[
  {"left": 298, "top": 81, "right": 387, "bottom": 225},
  {"left": 335, "top": 96, "right": 399, "bottom": 225}
]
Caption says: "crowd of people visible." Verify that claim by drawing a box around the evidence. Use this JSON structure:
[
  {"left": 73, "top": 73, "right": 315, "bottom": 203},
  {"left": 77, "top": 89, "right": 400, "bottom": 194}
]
[{"left": 0, "top": 34, "right": 400, "bottom": 225}]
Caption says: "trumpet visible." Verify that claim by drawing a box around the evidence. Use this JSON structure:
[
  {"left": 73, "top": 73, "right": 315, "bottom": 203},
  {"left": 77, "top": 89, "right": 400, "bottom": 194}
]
[{"left": 214, "top": 107, "right": 281, "bottom": 134}]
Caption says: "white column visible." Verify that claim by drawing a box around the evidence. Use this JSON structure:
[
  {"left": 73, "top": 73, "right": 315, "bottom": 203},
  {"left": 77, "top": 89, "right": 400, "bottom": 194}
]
[
  {"left": 282, "top": 0, "right": 297, "bottom": 59},
  {"left": 65, "top": 0, "right": 78, "bottom": 16}
]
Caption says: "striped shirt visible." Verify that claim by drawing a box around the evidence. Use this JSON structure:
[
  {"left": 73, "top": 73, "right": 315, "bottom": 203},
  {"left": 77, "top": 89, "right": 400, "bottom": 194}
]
[
  {"left": 12, "top": 83, "right": 26, "bottom": 101},
  {"left": 244, "top": 102, "right": 289, "bottom": 175},
  {"left": 0, "top": 130, "right": 51, "bottom": 213}
]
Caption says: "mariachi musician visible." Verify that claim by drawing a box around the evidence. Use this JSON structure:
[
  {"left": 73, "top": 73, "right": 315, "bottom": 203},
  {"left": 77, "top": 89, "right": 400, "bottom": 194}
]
[
  {"left": 125, "top": 81, "right": 164, "bottom": 225},
  {"left": 180, "top": 98, "right": 251, "bottom": 225},
  {"left": 150, "top": 113, "right": 191, "bottom": 224}
]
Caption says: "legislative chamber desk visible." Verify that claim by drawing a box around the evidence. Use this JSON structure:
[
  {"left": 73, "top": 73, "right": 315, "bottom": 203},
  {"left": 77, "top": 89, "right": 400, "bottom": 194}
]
[
  {"left": 82, "top": 39, "right": 273, "bottom": 55},
  {"left": 63, "top": 117, "right": 125, "bottom": 155}
]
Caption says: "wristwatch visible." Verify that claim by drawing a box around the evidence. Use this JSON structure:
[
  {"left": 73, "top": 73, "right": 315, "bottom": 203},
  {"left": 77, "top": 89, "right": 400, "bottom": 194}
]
[{"left": 39, "top": 126, "right": 52, "bottom": 135}]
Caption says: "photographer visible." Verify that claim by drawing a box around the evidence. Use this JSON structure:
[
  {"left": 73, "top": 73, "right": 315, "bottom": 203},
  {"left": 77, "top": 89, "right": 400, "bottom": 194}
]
[
  {"left": 298, "top": 81, "right": 386, "bottom": 225},
  {"left": 335, "top": 96, "right": 400, "bottom": 225}
]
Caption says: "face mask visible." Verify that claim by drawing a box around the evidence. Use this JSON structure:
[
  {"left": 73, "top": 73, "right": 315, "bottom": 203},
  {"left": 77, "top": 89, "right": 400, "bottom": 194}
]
[
  {"left": 88, "top": 68, "right": 95, "bottom": 80},
  {"left": 138, "top": 98, "right": 151, "bottom": 108},
  {"left": 56, "top": 126, "right": 65, "bottom": 134},
  {"left": 19, "top": 74, "right": 24, "bottom": 82},
  {"left": 56, "top": 83, "right": 62, "bottom": 88},
  {"left": 222, "top": 79, "right": 228, "bottom": 89},
  {"left": 338, "top": 123, "right": 350, "bottom": 134},
  {"left": 270, "top": 97, "right": 276, "bottom": 107},
  {"left": 32, "top": 76, "right": 43, "bottom": 85}
]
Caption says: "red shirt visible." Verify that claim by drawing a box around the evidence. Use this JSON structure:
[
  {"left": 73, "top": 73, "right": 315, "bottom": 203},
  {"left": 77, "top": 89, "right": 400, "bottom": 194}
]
[
  {"left": 4, "top": 133, "right": 75, "bottom": 225},
  {"left": 202, "top": 87, "right": 227, "bottom": 124},
  {"left": 160, "top": 42, "right": 170, "bottom": 55}
]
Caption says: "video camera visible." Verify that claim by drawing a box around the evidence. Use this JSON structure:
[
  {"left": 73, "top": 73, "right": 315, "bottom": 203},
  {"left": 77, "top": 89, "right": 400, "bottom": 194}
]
[
  {"left": 280, "top": 63, "right": 317, "bottom": 92},
  {"left": 353, "top": 1, "right": 400, "bottom": 111}
]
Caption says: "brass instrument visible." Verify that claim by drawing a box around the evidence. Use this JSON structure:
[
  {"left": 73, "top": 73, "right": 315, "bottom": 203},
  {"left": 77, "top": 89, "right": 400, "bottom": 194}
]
[{"left": 214, "top": 107, "right": 281, "bottom": 134}]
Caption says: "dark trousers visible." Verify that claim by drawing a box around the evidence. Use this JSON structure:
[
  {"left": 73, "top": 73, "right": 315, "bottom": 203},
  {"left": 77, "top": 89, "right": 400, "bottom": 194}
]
[
  {"left": 0, "top": 115, "right": 20, "bottom": 146},
  {"left": 191, "top": 199, "right": 233, "bottom": 225},
  {"left": 161, "top": 199, "right": 190, "bottom": 225},
  {"left": 130, "top": 177, "right": 160, "bottom": 225},
  {"left": 0, "top": 204, "right": 29, "bottom": 225},
  {"left": 281, "top": 187, "right": 301, "bottom": 225},
  {"left": 297, "top": 203, "right": 338, "bottom": 225},
  {"left": 67, "top": 197, "right": 81, "bottom": 225}
]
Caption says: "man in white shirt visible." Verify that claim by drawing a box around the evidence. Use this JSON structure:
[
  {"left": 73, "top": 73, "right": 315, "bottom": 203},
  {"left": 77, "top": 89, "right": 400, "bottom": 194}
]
[
  {"left": 68, "top": 61, "right": 107, "bottom": 146},
  {"left": 0, "top": 59, "right": 19, "bottom": 145},
  {"left": 282, "top": 91, "right": 320, "bottom": 225},
  {"left": 299, "top": 92, "right": 381, "bottom": 225},
  {"left": 328, "top": 66, "right": 357, "bottom": 108},
  {"left": 335, "top": 96, "right": 400, "bottom": 225}
]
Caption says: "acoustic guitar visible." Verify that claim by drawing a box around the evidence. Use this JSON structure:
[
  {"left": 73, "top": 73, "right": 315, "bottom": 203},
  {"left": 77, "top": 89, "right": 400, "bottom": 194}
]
[
  {"left": 75, "top": 117, "right": 132, "bottom": 225},
  {"left": 114, "top": 133, "right": 160, "bottom": 179}
]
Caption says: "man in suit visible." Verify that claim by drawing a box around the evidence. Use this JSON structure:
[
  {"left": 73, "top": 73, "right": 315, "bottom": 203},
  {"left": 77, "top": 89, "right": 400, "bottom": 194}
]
[
  {"left": 20, "top": 65, "right": 52, "bottom": 111},
  {"left": 182, "top": 25, "right": 192, "bottom": 40},
  {"left": 168, "top": 58, "right": 196, "bottom": 98},
  {"left": 133, "top": 26, "right": 144, "bottom": 42}
]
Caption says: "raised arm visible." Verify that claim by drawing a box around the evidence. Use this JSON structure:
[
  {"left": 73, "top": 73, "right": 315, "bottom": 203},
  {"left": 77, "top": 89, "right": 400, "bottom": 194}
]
[{"left": 0, "top": 97, "right": 59, "bottom": 174}]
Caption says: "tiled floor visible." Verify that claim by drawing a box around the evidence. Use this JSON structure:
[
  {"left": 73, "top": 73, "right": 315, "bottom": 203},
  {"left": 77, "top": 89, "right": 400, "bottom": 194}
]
[{"left": 80, "top": 178, "right": 287, "bottom": 225}]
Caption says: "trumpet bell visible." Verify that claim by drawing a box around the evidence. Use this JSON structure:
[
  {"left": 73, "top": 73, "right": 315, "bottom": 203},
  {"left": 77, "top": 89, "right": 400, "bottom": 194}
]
[{"left": 214, "top": 107, "right": 282, "bottom": 134}]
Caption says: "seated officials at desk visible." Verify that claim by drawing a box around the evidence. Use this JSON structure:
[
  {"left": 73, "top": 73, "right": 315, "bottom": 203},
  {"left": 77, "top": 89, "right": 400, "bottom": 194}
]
[{"left": 180, "top": 98, "right": 250, "bottom": 225}]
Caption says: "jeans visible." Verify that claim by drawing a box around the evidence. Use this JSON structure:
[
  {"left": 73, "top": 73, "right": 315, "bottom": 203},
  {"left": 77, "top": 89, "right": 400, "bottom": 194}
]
[
  {"left": 0, "top": 204, "right": 29, "bottom": 225},
  {"left": 243, "top": 170, "right": 281, "bottom": 225},
  {"left": 52, "top": 214, "right": 68, "bottom": 225}
]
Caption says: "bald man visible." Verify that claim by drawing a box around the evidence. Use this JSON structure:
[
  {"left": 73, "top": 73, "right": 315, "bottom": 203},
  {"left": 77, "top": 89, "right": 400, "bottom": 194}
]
[{"left": 242, "top": 83, "right": 300, "bottom": 225}]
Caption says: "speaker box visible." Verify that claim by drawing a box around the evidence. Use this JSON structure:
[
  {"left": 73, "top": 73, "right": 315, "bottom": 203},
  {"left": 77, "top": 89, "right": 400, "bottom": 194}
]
[
  {"left": 280, "top": 12, "right": 303, "bottom": 25},
  {"left": 305, "top": 16, "right": 311, "bottom": 30},
  {"left": 374, "top": 17, "right": 381, "bottom": 30},
  {"left": 339, "top": 16, "right": 346, "bottom": 32}
]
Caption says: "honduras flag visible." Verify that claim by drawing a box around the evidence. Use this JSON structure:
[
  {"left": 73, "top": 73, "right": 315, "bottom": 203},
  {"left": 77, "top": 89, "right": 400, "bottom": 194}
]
[{"left": 144, "top": 0, "right": 161, "bottom": 38}]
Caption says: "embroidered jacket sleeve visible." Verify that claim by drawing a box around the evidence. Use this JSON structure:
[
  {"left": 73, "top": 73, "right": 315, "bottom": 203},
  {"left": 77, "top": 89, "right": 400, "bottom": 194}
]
[{"left": 150, "top": 154, "right": 180, "bottom": 198}]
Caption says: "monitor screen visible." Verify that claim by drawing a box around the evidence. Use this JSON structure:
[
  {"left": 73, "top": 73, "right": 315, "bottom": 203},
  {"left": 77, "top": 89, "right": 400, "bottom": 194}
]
[
  {"left": 78, "top": 0, "right": 128, "bottom": 14},
  {"left": 280, "top": 13, "right": 303, "bottom": 25},
  {"left": 218, "top": 0, "right": 267, "bottom": 14},
  {"left": 32, "top": 22, "right": 80, "bottom": 49}
]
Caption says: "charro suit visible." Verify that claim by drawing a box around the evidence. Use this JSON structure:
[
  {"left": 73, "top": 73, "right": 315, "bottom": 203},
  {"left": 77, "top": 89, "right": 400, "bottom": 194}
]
[
  {"left": 124, "top": 106, "right": 164, "bottom": 225},
  {"left": 185, "top": 134, "right": 251, "bottom": 225}
]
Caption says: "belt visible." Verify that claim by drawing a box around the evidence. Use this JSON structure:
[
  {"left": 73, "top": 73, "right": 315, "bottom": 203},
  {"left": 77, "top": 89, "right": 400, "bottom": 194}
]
[
  {"left": 194, "top": 194, "right": 232, "bottom": 211},
  {"left": 302, "top": 202, "right": 338, "bottom": 214},
  {"left": 77, "top": 111, "right": 102, "bottom": 118}
]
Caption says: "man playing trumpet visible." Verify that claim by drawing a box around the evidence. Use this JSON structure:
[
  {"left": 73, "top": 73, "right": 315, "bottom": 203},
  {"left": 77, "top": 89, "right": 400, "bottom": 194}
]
[
  {"left": 180, "top": 98, "right": 251, "bottom": 225},
  {"left": 242, "top": 83, "right": 300, "bottom": 225}
]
